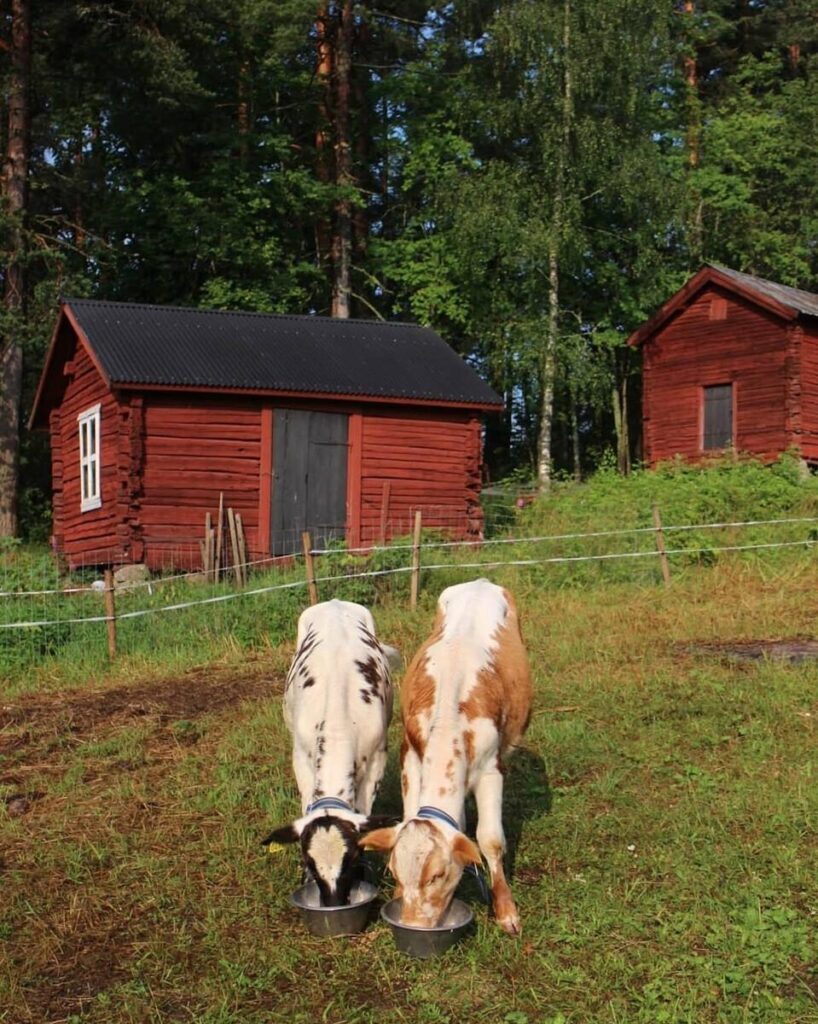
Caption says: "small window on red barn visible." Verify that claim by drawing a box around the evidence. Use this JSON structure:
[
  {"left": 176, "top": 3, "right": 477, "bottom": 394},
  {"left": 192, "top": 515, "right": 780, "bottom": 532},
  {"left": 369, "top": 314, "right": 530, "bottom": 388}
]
[
  {"left": 709, "top": 296, "right": 728, "bottom": 320},
  {"left": 702, "top": 384, "right": 733, "bottom": 450},
  {"left": 78, "top": 404, "right": 101, "bottom": 511}
]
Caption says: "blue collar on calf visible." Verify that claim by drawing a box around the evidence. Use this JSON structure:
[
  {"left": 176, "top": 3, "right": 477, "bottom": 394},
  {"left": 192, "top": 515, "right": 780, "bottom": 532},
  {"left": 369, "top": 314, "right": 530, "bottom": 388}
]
[
  {"left": 417, "top": 805, "right": 460, "bottom": 830},
  {"left": 306, "top": 796, "right": 353, "bottom": 814}
]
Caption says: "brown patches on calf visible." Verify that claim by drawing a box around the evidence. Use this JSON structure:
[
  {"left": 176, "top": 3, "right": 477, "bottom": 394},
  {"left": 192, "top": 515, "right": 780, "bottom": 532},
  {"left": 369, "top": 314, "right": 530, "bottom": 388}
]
[
  {"left": 463, "top": 729, "right": 475, "bottom": 765},
  {"left": 398, "top": 611, "right": 445, "bottom": 759},
  {"left": 458, "top": 594, "right": 532, "bottom": 757},
  {"left": 401, "top": 657, "right": 438, "bottom": 761}
]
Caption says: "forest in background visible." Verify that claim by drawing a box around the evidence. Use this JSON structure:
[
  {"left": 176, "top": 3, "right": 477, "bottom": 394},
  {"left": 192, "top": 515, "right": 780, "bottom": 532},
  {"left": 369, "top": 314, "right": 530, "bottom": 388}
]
[{"left": 0, "top": 0, "right": 817, "bottom": 539}]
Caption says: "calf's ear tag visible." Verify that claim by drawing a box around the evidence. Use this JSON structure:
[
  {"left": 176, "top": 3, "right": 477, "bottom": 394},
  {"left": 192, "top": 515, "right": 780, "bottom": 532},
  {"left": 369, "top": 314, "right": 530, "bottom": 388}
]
[{"left": 265, "top": 842, "right": 286, "bottom": 855}]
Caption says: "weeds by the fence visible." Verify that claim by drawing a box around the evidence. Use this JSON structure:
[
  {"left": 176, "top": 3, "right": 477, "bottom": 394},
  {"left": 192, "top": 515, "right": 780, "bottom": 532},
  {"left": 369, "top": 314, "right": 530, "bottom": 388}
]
[{"left": 5, "top": 454, "right": 818, "bottom": 688}]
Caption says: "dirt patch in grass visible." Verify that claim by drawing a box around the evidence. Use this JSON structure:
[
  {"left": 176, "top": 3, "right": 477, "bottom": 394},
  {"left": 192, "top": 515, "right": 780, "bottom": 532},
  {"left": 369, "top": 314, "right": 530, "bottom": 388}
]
[
  {"left": 1, "top": 662, "right": 278, "bottom": 733},
  {"left": 2, "top": 663, "right": 287, "bottom": 1023},
  {"left": 0, "top": 661, "right": 282, "bottom": 764},
  {"left": 23, "top": 918, "right": 134, "bottom": 1023},
  {"left": 678, "top": 638, "right": 818, "bottom": 663}
]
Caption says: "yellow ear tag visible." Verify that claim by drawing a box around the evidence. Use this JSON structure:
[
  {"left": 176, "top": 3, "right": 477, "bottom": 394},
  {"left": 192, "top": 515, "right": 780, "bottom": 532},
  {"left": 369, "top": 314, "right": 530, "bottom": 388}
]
[{"left": 265, "top": 842, "right": 286, "bottom": 855}]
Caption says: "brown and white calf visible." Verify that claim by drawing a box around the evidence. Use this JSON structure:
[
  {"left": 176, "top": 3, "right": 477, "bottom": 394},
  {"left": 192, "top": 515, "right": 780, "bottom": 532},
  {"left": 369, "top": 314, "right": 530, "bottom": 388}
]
[
  {"left": 360, "top": 579, "right": 532, "bottom": 934},
  {"left": 262, "top": 599, "right": 399, "bottom": 906}
]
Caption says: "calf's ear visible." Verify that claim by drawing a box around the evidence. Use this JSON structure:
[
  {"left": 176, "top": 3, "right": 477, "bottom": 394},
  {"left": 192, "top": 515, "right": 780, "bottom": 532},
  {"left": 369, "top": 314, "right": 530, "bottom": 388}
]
[
  {"left": 452, "top": 832, "right": 482, "bottom": 867},
  {"left": 260, "top": 823, "right": 300, "bottom": 847},
  {"left": 358, "top": 826, "right": 398, "bottom": 853},
  {"left": 381, "top": 644, "right": 402, "bottom": 671},
  {"left": 358, "top": 813, "right": 400, "bottom": 834}
]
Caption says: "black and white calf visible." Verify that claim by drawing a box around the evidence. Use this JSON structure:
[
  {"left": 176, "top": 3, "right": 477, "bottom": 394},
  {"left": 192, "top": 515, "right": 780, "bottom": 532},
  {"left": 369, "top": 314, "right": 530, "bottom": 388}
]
[{"left": 262, "top": 599, "right": 399, "bottom": 906}]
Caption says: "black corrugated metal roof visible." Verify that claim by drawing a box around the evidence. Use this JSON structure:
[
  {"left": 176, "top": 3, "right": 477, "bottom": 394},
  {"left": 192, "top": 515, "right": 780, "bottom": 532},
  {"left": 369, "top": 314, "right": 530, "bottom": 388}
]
[
  {"left": 708, "top": 264, "right": 818, "bottom": 318},
  {"left": 63, "top": 298, "right": 502, "bottom": 408}
]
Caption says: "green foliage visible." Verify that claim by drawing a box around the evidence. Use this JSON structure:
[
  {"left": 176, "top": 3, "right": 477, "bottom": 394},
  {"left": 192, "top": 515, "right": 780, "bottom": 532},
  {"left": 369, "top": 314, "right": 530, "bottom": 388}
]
[{"left": 10, "top": 0, "right": 818, "bottom": 525}]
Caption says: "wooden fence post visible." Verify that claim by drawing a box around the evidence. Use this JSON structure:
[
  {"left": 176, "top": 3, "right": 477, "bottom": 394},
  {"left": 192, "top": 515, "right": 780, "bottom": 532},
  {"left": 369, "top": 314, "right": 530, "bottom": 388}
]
[
  {"left": 227, "top": 507, "right": 242, "bottom": 587},
  {"left": 652, "top": 504, "right": 672, "bottom": 587},
  {"left": 104, "top": 569, "right": 117, "bottom": 660},
  {"left": 410, "top": 510, "right": 422, "bottom": 609},
  {"left": 236, "top": 512, "right": 248, "bottom": 586},
  {"left": 379, "top": 482, "right": 391, "bottom": 545},
  {"left": 302, "top": 531, "right": 318, "bottom": 605},
  {"left": 215, "top": 492, "right": 224, "bottom": 581}
]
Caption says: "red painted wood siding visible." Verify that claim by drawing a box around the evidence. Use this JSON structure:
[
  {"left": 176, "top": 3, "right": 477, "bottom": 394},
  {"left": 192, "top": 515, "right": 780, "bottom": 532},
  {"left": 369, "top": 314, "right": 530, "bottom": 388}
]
[
  {"left": 139, "top": 396, "right": 262, "bottom": 569},
  {"left": 52, "top": 383, "right": 487, "bottom": 569},
  {"left": 642, "top": 286, "right": 791, "bottom": 466},
  {"left": 358, "top": 409, "right": 483, "bottom": 542},
  {"left": 52, "top": 342, "right": 122, "bottom": 566},
  {"left": 798, "top": 322, "right": 818, "bottom": 462}
]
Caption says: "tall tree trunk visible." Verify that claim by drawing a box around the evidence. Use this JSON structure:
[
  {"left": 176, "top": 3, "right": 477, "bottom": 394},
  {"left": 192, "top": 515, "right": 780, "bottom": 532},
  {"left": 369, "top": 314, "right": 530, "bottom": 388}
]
[
  {"left": 683, "top": 0, "right": 702, "bottom": 261},
  {"left": 571, "top": 390, "right": 581, "bottom": 482},
  {"left": 0, "top": 0, "right": 31, "bottom": 537},
  {"left": 538, "top": 242, "right": 558, "bottom": 488},
  {"left": 315, "top": 4, "right": 334, "bottom": 278},
  {"left": 352, "top": 19, "right": 369, "bottom": 277},
  {"left": 330, "top": 0, "right": 353, "bottom": 318},
  {"left": 537, "top": 0, "right": 571, "bottom": 490},
  {"left": 612, "top": 376, "right": 630, "bottom": 476},
  {"left": 683, "top": 1, "right": 698, "bottom": 168},
  {"left": 237, "top": 57, "right": 251, "bottom": 165}
]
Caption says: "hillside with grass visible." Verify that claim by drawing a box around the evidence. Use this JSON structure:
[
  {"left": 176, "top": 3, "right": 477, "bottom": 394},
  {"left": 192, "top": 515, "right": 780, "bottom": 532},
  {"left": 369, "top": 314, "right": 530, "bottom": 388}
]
[
  {"left": 3, "top": 455, "right": 818, "bottom": 692},
  {"left": 517, "top": 453, "right": 818, "bottom": 536}
]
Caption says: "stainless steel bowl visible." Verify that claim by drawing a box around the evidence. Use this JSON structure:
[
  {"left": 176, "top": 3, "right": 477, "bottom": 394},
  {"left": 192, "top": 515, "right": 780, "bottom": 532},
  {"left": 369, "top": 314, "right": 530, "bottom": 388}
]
[
  {"left": 380, "top": 898, "right": 474, "bottom": 958},
  {"left": 290, "top": 880, "right": 378, "bottom": 937}
]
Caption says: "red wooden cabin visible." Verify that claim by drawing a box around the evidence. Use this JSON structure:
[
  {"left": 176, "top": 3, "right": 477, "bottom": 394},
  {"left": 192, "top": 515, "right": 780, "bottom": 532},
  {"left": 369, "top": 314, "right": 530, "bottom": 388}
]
[
  {"left": 29, "top": 300, "right": 501, "bottom": 570},
  {"left": 629, "top": 264, "right": 818, "bottom": 467}
]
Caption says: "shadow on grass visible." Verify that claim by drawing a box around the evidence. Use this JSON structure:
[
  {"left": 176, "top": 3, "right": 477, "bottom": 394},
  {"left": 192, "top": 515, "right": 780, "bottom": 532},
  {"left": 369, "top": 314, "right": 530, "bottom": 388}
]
[
  {"left": 463, "top": 746, "right": 552, "bottom": 882},
  {"left": 502, "top": 746, "right": 552, "bottom": 876}
]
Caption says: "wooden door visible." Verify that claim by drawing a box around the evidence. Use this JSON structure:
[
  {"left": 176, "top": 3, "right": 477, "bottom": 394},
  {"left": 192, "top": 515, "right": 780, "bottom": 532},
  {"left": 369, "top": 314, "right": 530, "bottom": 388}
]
[{"left": 271, "top": 409, "right": 349, "bottom": 555}]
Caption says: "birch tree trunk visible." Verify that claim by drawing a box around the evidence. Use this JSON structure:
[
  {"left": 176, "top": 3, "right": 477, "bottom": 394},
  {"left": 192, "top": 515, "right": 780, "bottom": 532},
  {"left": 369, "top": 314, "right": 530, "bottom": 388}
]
[
  {"left": 0, "top": 0, "right": 31, "bottom": 537},
  {"left": 537, "top": 0, "right": 571, "bottom": 490},
  {"left": 537, "top": 241, "right": 558, "bottom": 488}
]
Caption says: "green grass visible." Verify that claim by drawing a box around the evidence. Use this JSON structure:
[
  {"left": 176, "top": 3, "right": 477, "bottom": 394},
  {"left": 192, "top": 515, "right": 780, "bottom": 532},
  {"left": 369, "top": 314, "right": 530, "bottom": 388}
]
[
  {"left": 4, "top": 453, "right": 818, "bottom": 690},
  {"left": 2, "top": 457, "right": 818, "bottom": 1020},
  {"left": 1, "top": 555, "right": 817, "bottom": 1023}
]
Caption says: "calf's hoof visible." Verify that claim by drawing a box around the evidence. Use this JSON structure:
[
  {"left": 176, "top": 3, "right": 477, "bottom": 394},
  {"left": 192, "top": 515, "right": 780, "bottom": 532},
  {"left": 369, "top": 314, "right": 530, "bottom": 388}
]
[{"left": 495, "top": 917, "right": 522, "bottom": 937}]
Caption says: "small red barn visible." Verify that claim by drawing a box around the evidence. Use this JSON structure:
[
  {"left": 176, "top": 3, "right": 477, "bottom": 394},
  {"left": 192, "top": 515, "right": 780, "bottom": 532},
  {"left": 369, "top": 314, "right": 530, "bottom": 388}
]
[
  {"left": 629, "top": 264, "right": 818, "bottom": 467},
  {"left": 29, "top": 300, "right": 501, "bottom": 569}
]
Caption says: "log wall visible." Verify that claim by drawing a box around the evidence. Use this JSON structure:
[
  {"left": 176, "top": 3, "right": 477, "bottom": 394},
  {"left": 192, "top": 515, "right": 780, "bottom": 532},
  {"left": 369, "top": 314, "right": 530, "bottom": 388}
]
[
  {"left": 53, "top": 342, "right": 122, "bottom": 567},
  {"left": 139, "top": 395, "right": 262, "bottom": 569},
  {"left": 357, "top": 408, "right": 483, "bottom": 543},
  {"left": 52, "top": 377, "right": 487, "bottom": 570},
  {"left": 798, "top": 322, "right": 818, "bottom": 462},
  {"left": 642, "top": 285, "right": 791, "bottom": 466}
]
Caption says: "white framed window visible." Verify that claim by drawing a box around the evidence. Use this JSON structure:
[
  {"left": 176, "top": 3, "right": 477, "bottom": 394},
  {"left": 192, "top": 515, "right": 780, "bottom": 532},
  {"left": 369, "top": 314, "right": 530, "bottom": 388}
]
[{"left": 78, "top": 404, "right": 102, "bottom": 511}]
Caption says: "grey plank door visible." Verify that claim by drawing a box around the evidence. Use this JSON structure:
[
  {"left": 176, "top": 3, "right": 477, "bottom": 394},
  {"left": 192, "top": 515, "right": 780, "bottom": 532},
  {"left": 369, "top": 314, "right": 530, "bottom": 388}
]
[{"left": 271, "top": 409, "right": 349, "bottom": 555}]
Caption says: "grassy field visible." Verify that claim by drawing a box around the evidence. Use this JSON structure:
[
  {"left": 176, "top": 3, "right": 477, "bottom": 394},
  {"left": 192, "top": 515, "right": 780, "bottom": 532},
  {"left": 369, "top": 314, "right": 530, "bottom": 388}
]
[{"left": 2, "top": 550, "right": 817, "bottom": 1023}]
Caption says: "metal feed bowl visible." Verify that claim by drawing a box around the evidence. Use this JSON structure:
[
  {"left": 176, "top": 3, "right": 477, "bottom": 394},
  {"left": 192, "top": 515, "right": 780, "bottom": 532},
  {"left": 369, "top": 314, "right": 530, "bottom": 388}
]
[
  {"left": 380, "top": 898, "right": 474, "bottom": 958},
  {"left": 290, "top": 880, "right": 378, "bottom": 937}
]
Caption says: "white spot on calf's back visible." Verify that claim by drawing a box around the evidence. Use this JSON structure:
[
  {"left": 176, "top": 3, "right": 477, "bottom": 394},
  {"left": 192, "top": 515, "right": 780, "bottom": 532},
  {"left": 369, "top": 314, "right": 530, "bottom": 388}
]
[{"left": 439, "top": 580, "right": 508, "bottom": 649}]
